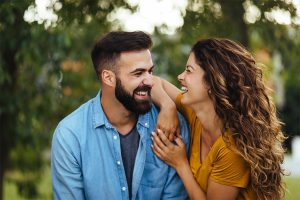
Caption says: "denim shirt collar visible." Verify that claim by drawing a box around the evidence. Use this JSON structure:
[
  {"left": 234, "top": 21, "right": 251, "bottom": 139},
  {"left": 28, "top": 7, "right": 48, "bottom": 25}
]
[{"left": 92, "top": 91, "right": 150, "bottom": 130}]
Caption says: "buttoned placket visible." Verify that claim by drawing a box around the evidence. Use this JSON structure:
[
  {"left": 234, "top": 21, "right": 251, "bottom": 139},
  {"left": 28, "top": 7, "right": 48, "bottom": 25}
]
[
  {"left": 111, "top": 128, "right": 129, "bottom": 200},
  {"left": 131, "top": 121, "right": 149, "bottom": 200}
]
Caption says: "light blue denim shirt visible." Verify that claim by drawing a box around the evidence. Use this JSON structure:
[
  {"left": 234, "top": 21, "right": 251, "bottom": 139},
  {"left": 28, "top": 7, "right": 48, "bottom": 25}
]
[{"left": 51, "top": 91, "right": 190, "bottom": 200}]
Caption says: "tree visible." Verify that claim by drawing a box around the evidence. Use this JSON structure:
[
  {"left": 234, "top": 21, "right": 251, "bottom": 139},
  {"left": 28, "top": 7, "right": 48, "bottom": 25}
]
[
  {"left": 0, "top": 0, "right": 132, "bottom": 198},
  {"left": 1, "top": 0, "right": 299, "bottom": 198},
  {"left": 153, "top": 0, "right": 300, "bottom": 149}
]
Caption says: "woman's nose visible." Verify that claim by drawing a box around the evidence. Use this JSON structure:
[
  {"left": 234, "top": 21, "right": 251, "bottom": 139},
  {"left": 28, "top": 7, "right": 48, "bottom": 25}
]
[{"left": 178, "top": 71, "right": 184, "bottom": 82}]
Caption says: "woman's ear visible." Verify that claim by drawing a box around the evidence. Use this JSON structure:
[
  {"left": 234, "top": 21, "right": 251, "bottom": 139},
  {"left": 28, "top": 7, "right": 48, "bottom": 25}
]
[{"left": 101, "top": 70, "right": 116, "bottom": 87}]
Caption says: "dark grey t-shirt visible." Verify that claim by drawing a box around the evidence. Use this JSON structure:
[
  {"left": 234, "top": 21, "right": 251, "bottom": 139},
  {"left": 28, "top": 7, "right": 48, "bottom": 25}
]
[{"left": 119, "top": 126, "right": 140, "bottom": 199}]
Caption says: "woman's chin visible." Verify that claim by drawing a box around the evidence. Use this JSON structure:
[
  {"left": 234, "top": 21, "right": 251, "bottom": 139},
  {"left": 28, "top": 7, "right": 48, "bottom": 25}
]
[{"left": 181, "top": 96, "right": 189, "bottom": 106}]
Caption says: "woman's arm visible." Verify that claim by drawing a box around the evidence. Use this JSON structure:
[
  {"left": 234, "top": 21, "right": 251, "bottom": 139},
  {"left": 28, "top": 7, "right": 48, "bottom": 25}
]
[
  {"left": 151, "top": 76, "right": 182, "bottom": 140},
  {"left": 152, "top": 129, "right": 240, "bottom": 200},
  {"left": 152, "top": 76, "right": 181, "bottom": 104}
]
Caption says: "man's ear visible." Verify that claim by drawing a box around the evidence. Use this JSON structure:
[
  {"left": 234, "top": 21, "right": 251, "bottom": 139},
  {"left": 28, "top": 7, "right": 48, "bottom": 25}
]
[{"left": 101, "top": 70, "right": 116, "bottom": 87}]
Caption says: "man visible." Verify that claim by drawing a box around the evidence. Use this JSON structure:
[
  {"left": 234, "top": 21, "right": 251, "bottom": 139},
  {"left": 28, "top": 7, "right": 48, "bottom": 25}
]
[{"left": 51, "top": 31, "right": 189, "bottom": 200}]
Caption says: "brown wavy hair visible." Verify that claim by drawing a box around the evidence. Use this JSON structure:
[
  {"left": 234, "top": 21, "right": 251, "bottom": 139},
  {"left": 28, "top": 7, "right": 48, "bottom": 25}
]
[{"left": 192, "top": 38, "right": 286, "bottom": 200}]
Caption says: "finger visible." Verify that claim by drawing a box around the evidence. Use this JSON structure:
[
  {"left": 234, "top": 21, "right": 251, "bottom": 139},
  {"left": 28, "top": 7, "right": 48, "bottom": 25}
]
[
  {"left": 157, "top": 129, "right": 172, "bottom": 147},
  {"left": 152, "top": 132, "right": 168, "bottom": 151},
  {"left": 156, "top": 125, "right": 171, "bottom": 138},
  {"left": 168, "top": 133, "right": 174, "bottom": 142},
  {"left": 168, "top": 127, "right": 177, "bottom": 142},
  {"left": 152, "top": 142, "right": 166, "bottom": 159},
  {"left": 156, "top": 124, "right": 161, "bottom": 131},
  {"left": 175, "top": 127, "right": 181, "bottom": 138},
  {"left": 174, "top": 137, "right": 185, "bottom": 148},
  {"left": 162, "top": 128, "right": 170, "bottom": 138},
  {"left": 169, "top": 127, "right": 176, "bottom": 135}
]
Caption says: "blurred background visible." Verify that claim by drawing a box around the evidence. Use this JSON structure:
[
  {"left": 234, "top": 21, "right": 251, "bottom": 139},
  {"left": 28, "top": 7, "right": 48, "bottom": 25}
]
[{"left": 1, "top": 0, "right": 300, "bottom": 199}]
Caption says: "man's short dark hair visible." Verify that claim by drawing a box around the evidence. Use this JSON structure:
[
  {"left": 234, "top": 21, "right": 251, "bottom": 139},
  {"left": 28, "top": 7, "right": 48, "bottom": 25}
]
[{"left": 91, "top": 31, "right": 152, "bottom": 80}]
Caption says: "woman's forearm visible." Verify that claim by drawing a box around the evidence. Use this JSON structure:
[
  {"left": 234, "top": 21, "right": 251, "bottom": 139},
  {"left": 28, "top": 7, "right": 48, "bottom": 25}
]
[
  {"left": 176, "top": 161, "right": 206, "bottom": 200},
  {"left": 151, "top": 76, "right": 176, "bottom": 109}
]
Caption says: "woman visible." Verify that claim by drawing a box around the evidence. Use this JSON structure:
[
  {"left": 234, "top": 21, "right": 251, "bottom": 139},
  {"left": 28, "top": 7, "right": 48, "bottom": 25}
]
[{"left": 151, "top": 38, "right": 286, "bottom": 200}]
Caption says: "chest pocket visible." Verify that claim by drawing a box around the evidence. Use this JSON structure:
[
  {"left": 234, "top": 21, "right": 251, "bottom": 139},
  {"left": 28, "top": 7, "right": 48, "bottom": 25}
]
[{"left": 140, "top": 137, "right": 168, "bottom": 188}]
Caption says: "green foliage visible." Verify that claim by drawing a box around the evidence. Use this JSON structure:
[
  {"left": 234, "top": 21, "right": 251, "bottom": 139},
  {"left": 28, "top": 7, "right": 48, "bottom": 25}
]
[
  {"left": 1, "top": 0, "right": 300, "bottom": 199},
  {"left": 153, "top": 0, "right": 300, "bottom": 146},
  {"left": 0, "top": 0, "right": 130, "bottom": 199}
]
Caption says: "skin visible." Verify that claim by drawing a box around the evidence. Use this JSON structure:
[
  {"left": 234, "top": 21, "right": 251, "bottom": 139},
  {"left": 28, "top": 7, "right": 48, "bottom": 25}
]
[
  {"left": 100, "top": 49, "right": 154, "bottom": 135},
  {"left": 151, "top": 53, "right": 240, "bottom": 200}
]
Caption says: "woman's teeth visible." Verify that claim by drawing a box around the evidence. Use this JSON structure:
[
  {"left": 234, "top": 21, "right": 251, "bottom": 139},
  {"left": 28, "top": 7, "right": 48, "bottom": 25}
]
[{"left": 181, "top": 87, "right": 188, "bottom": 92}]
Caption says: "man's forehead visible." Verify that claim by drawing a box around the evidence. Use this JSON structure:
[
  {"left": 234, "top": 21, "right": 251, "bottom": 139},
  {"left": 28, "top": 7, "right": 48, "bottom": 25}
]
[
  {"left": 117, "top": 50, "right": 153, "bottom": 69},
  {"left": 119, "top": 49, "right": 151, "bottom": 58}
]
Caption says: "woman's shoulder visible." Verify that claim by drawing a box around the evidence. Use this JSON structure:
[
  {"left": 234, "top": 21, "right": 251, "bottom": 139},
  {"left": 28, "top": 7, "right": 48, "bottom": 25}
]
[{"left": 212, "top": 130, "right": 242, "bottom": 162}]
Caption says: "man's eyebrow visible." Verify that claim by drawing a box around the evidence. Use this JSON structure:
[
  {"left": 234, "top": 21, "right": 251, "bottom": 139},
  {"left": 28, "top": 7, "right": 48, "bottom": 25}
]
[{"left": 130, "top": 65, "right": 155, "bottom": 74}]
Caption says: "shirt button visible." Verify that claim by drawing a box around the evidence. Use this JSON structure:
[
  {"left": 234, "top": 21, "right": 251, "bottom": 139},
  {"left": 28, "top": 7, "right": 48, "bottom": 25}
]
[
  {"left": 145, "top": 122, "right": 148, "bottom": 126},
  {"left": 113, "top": 135, "right": 118, "bottom": 140},
  {"left": 117, "top": 161, "right": 121, "bottom": 165},
  {"left": 122, "top": 187, "right": 126, "bottom": 191}
]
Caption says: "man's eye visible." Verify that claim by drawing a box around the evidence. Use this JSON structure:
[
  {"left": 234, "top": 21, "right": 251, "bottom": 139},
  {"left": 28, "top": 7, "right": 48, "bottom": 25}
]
[{"left": 134, "top": 72, "right": 143, "bottom": 76}]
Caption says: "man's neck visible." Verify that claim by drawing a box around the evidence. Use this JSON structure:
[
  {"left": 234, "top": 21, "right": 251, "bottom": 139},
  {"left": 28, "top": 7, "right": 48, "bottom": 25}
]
[{"left": 101, "top": 90, "right": 138, "bottom": 135}]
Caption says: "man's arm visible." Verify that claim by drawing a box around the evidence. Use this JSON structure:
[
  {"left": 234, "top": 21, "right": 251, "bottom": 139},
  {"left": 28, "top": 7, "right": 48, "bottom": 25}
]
[
  {"left": 51, "top": 126, "right": 85, "bottom": 200},
  {"left": 160, "top": 113, "right": 190, "bottom": 199}
]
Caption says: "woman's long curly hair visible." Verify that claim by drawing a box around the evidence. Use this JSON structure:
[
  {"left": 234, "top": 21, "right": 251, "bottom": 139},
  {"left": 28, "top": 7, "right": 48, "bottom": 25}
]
[{"left": 192, "top": 38, "right": 286, "bottom": 200}]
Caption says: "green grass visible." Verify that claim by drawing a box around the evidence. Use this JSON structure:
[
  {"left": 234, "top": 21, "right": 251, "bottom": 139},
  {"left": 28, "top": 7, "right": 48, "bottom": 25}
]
[
  {"left": 3, "top": 167, "right": 300, "bottom": 199},
  {"left": 285, "top": 177, "right": 300, "bottom": 200},
  {"left": 4, "top": 166, "right": 52, "bottom": 200}
]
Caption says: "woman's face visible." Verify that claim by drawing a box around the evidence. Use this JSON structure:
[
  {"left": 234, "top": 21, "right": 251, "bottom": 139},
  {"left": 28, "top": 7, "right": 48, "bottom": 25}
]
[{"left": 177, "top": 52, "right": 210, "bottom": 107}]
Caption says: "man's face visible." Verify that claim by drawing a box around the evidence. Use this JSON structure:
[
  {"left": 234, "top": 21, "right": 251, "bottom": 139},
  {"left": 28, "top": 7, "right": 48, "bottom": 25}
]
[
  {"left": 115, "top": 77, "right": 152, "bottom": 114},
  {"left": 115, "top": 50, "right": 154, "bottom": 114}
]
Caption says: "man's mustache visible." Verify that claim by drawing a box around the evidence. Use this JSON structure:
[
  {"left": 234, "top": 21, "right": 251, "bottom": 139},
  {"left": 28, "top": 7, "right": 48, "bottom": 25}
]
[{"left": 134, "top": 85, "right": 152, "bottom": 93}]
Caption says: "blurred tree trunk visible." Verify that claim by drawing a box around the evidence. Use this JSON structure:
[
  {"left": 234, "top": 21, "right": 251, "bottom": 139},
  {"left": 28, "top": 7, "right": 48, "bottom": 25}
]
[
  {"left": 0, "top": 40, "right": 18, "bottom": 200},
  {"left": 219, "top": 1, "right": 249, "bottom": 47},
  {"left": 0, "top": 148, "right": 7, "bottom": 200},
  {"left": 0, "top": 166, "right": 3, "bottom": 200},
  {"left": 0, "top": 2, "right": 25, "bottom": 198}
]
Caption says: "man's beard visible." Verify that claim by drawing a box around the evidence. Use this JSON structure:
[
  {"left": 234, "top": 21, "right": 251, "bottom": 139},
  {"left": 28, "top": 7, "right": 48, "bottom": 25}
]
[{"left": 115, "top": 77, "right": 152, "bottom": 114}]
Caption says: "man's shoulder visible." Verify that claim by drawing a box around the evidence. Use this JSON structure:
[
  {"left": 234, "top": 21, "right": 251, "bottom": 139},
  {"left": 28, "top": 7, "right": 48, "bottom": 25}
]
[
  {"left": 53, "top": 97, "right": 98, "bottom": 141},
  {"left": 60, "top": 99, "right": 93, "bottom": 127}
]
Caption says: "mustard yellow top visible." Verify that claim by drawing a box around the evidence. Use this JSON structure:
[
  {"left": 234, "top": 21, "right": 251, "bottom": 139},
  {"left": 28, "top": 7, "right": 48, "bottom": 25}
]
[{"left": 176, "top": 94, "right": 256, "bottom": 199}]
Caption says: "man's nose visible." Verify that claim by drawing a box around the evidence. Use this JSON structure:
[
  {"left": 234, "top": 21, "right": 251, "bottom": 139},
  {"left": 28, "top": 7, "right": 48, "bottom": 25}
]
[{"left": 143, "top": 72, "right": 154, "bottom": 87}]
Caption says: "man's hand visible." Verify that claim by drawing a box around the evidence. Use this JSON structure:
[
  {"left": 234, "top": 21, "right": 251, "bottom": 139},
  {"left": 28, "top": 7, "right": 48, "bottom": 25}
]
[{"left": 156, "top": 104, "right": 180, "bottom": 141}]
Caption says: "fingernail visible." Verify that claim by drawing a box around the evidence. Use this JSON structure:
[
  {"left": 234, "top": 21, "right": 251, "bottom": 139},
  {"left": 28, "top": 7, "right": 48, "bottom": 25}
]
[
  {"left": 151, "top": 131, "right": 155, "bottom": 135},
  {"left": 151, "top": 144, "right": 153, "bottom": 148}
]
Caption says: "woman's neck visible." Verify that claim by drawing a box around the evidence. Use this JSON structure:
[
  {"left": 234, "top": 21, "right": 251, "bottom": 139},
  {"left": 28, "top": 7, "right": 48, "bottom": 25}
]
[{"left": 193, "top": 101, "right": 223, "bottom": 139}]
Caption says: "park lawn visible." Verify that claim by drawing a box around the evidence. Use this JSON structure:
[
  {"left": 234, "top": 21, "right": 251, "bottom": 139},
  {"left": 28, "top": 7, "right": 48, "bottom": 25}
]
[
  {"left": 4, "top": 166, "right": 52, "bottom": 200},
  {"left": 4, "top": 167, "right": 300, "bottom": 200},
  {"left": 285, "top": 176, "right": 300, "bottom": 200}
]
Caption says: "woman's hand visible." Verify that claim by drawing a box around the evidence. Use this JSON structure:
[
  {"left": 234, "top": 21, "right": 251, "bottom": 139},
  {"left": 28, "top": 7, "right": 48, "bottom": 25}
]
[
  {"left": 156, "top": 106, "right": 180, "bottom": 141},
  {"left": 152, "top": 129, "right": 188, "bottom": 170}
]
